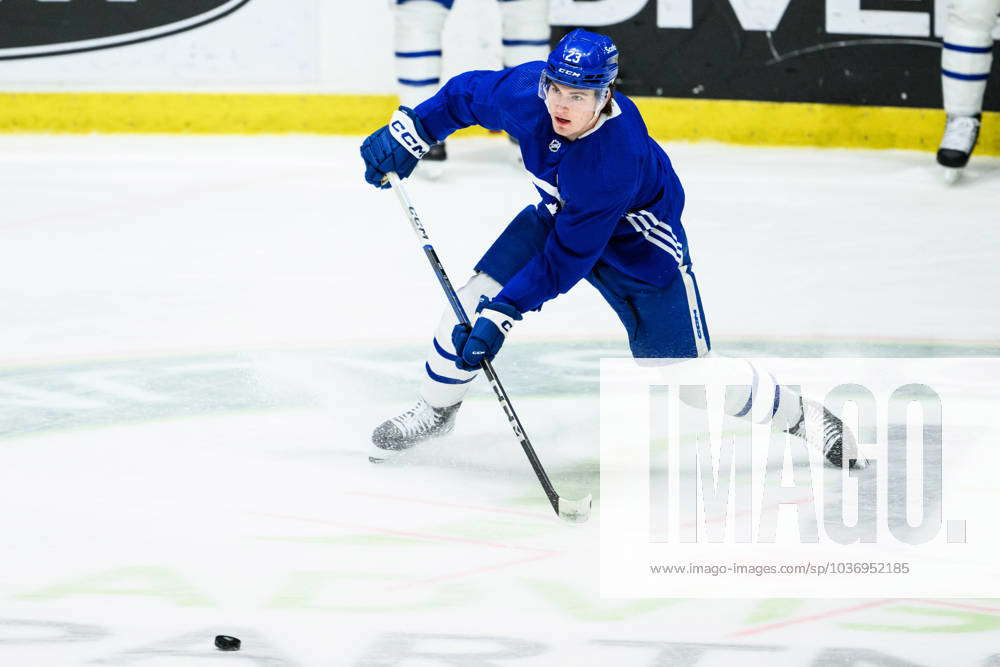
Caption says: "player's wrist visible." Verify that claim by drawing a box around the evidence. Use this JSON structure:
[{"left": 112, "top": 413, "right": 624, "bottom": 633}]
[
  {"left": 477, "top": 298, "right": 522, "bottom": 321},
  {"left": 475, "top": 298, "right": 522, "bottom": 341},
  {"left": 484, "top": 295, "right": 524, "bottom": 320}
]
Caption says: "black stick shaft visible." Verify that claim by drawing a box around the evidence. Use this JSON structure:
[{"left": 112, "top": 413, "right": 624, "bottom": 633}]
[{"left": 386, "top": 172, "right": 561, "bottom": 513}]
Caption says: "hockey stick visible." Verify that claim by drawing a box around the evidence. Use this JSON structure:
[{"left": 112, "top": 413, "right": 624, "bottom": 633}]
[{"left": 385, "top": 171, "right": 592, "bottom": 523}]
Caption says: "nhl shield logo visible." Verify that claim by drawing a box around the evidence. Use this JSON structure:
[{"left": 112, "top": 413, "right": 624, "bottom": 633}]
[{"left": 549, "top": 140, "right": 561, "bottom": 152}]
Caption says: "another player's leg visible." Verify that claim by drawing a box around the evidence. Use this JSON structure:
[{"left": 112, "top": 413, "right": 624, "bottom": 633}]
[
  {"left": 370, "top": 205, "right": 550, "bottom": 461},
  {"left": 394, "top": 0, "right": 452, "bottom": 178},
  {"left": 497, "top": 0, "right": 550, "bottom": 161},
  {"left": 937, "top": 0, "right": 999, "bottom": 180},
  {"left": 498, "top": 0, "right": 550, "bottom": 68}
]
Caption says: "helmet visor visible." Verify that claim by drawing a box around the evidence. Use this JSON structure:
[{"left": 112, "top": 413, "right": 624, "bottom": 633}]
[{"left": 538, "top": 71, "right": 610, "bottom": 116}]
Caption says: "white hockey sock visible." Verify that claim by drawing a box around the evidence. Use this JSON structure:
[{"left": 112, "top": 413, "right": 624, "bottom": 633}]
[
  {"left": 395, "top": 0, "right": 449, "bottom": 109},
  {"left": 941, "top": 0, "right": 999, "bottom": 116},
  {"left": 419, "top": 272, "right": 503, "bottom": 408},
  {"left": 675, "top": 358, "right": 803, "bottom": 430},
  {"left": 724, "top": 361, "right": 803, "bottom": 429},
  {"left": 499, "top": 0, "right": 550, "bottom": 67}
]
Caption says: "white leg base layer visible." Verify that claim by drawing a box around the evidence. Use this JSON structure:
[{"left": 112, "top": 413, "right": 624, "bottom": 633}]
[{"left": 419, "top": 272, "right": 504, "bottom": 408}]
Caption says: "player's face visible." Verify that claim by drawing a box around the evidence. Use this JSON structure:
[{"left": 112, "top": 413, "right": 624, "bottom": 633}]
[{"left": 545, "top": 81, "right": 602, "bottom": 139}]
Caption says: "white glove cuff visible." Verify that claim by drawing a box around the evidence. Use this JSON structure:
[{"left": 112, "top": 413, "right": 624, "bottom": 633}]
[
  {"left": 479, "top": 308, "right": 517, "bottom": 337},
  {"left": 389, "top": 109, "right": 432, "bottom": 160}
]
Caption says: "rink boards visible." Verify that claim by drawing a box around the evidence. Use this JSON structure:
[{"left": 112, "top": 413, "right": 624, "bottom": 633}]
[{"left": 1, "top": 92, "right": 998, "bottom": 155}]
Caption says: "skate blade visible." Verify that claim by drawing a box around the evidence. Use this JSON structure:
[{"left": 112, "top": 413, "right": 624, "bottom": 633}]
[
  {"left": 369, "top": 443, "right": 400, "bottom": 464},
  {"left": 942, "top": 167, "right": 962, "bottom": 185}
]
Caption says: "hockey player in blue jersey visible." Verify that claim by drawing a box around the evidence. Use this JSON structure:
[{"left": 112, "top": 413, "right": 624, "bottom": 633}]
[{"left": 360, "top": 29, "right": 864, "bottom": 468}]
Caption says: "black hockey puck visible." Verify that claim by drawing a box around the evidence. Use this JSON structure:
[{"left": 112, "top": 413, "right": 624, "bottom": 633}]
[{"left": 215, "top": 635, "right": 241, "bottom": 651}]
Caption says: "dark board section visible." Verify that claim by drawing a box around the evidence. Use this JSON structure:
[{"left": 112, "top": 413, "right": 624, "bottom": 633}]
[{"left": 554, "top": 1, "right": 1000, "bottom": 110}]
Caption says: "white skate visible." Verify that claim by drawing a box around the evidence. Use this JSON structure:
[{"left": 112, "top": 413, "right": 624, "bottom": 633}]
[
  {"left": 369, "top": 397, "right": 461, "bottom": 462},
  {"left": 937, "top": 114, "right": 981, "bottom": 183},
  {"left": 786, "top": 397, "right": 868, "bottom": 469}
]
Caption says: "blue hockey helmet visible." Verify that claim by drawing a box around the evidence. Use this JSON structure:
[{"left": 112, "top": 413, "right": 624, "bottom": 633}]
[{"left": 543, "top": 29, "right": 619, "bottom": 90}]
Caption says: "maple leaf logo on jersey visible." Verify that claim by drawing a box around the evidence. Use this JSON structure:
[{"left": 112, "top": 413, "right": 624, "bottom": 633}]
[{"left": 549, "top": 140, "right": 561, "bottom": 152}]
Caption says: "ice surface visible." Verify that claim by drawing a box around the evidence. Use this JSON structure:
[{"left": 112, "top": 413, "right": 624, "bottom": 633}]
[{"left": 1, "top": 135, "right": 998, "bottom": 665}]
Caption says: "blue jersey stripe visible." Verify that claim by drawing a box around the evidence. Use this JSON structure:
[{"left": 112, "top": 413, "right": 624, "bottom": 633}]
[
  {"left": 425, "top": 362, "right": 474, "bottom": 385},
  {"left": 395, "top": 50, "right": 443, "bottom": 59},
  {"left": 943, "top": 42, "right": 992, "bottom": 54},
  {"left": 399, "top": 77, "right": 441, "bottom": 87},
  {"left": 942, "top": 68, "right": 990, "bottom": 81}
]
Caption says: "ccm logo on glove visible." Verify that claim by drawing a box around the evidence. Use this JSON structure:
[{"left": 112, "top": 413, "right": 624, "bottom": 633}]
[
  {"left": 389, "top": 111, "right": 431, "bottom": 159},
  {"left": 390, "top": 122, "right": 425, "bottom": 157},
  {"left": 359, "top": 106, "right": 435, "bottom": 188}
]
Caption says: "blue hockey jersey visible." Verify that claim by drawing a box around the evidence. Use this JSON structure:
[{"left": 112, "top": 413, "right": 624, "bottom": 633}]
[{"left": 414, "top": 61, "right": 690, "bottom": 313}]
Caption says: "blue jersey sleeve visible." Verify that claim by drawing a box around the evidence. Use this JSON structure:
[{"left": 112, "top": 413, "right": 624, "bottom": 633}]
[
  {"left": 413, "top": 65, "right": 540, "bottom": 142},
  {"left": 495, "top": 143, "right": 638, "bottom": 313}
]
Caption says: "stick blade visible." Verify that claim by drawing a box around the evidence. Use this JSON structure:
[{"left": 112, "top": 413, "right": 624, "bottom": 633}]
[{"left": 557, "top": 494, "right": 592, "bottom": 523}]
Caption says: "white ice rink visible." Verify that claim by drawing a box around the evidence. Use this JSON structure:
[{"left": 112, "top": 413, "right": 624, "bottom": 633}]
[{"left": 1, "top": 135, "right": 999, "bottom": 665}]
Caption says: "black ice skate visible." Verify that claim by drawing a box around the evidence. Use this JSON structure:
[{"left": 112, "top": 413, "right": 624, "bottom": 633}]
[
  {"left": 785, "top": 397, "right": 867, "bottom": 469},
  {"left": 369, "top": 397, "right": 461, "bottom": 462},
  {"left": 419, "top": 141, "right": 447, "bottom": 180},
  {"left": 936, "top": 114, "right": 981, "bottom": 182}
]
